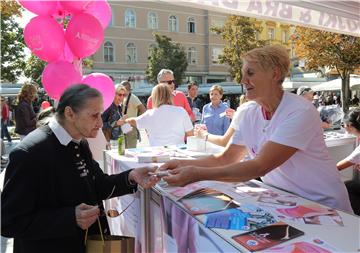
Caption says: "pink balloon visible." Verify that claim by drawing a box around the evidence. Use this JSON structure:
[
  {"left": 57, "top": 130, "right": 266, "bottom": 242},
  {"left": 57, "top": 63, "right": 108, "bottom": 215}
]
[
  {"left": 59, "top": 0, "right": 96, "bottom": 14},
  {"left": 42, "top": 61, "right": 82, "bottom": 100},
  {"left": 19, "top": 0, "right": 57, "bottom": 16},
  {"left": 82, "top": 73, "right": 115, "bottom": 110},
  {"left": 85, "top": 0, "right": 112, "bottom": 28},
  {"left": 24, "top": 16, "right": 65, "bottom": 62},
  {"left": 65, "top": 13, "right": 104, "bottom": 59},
  {"left": 57, "top": 41, "right": 75, "bottom": 62}
]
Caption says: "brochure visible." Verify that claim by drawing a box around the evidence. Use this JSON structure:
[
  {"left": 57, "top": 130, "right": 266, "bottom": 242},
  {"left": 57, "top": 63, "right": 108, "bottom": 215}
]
[
  {"left": 276, "top": 205, "right": 335, "bottom": 218},
  {"left": 179, "top": 188, "right": 239, "bottom": 215},
  {"left": 257, "top": 191, "right": 299, "bottom": 207},
  {"left": 232, "top": 221, "right": 304, "bottom": 252},
  {"left": 264, "top": 204, "right": 344, "bottom": 226},
  {"left": 205, "top": 204, "right": 277, "bottom": 231},
  {"left": 234, "top": 182, "right": 269, "bottom": 198},
  {"left": 168, "top": 182, "right": 205, "bottom": 199},
  {"left": 264, "top": 238, "right": 339, "bottom": 253}
]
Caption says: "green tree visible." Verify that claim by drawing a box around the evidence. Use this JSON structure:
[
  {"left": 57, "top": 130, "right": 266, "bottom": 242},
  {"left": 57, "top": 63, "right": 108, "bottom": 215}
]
[
  {"left": 292, "top": 27, "right": 360, "bottom": 113},
  {"left": 24, "top": 55, "right": 46, "bottom": 85},
  {"left": 1, "top": 0, "right": 26, "bottom": 83},
  {"left": 211, "top": 16, "right": 266, "bottom": 84},
  {"left": 146, "top": 34, "right": 187, "bottom": 85}
]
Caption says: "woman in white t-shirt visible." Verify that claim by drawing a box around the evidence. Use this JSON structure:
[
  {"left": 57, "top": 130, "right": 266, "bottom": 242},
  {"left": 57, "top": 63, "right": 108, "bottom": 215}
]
[
  {"left": 336, "top": 108, "right": 360, "bottom": 215},
  {"left": 126, "top": 84, "right": 193, "bottom": 147},
  {"left": 160, "top": 45, "right": 352, "bottom": 212}
]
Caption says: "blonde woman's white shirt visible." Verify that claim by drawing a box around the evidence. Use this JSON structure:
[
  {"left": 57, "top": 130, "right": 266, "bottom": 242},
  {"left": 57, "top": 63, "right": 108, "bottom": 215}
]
[
  {"left": 231, "top": 92, "right": 352, "bottom": 212},
  {"left": 136, "top": 105, "right": 193, "bottom": 147}
]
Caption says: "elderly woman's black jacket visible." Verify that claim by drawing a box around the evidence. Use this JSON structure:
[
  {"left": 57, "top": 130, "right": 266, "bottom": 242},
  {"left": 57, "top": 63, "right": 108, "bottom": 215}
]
[{"left": 1, "top": 125, "right": 137, "bottom": 253}]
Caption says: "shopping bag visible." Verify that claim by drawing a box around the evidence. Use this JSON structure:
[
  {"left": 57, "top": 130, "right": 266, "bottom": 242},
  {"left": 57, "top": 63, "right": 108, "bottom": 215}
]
[
  {"left": 85, "top": 218, "right": 135, "bottom": 253},
  {"left": 85, "top": 235, "right": 135, "bottom": 253}
]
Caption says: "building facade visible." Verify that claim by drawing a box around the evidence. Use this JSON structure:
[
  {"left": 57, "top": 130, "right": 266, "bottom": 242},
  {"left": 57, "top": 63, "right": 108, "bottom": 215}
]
[{"left": 89, "top": 1, "right": 293, "bottom": 90}]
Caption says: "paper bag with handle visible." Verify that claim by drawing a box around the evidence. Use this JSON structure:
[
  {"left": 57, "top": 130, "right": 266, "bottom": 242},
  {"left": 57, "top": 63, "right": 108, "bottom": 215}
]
[{"left": 85, "top": 218, "right": 135, "bottom": 253}]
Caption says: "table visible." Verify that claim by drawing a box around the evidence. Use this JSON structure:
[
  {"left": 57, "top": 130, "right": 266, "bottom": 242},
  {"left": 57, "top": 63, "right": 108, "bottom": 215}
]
[{"left": 104, "top": 149, "right": 360, "bottom": 253}]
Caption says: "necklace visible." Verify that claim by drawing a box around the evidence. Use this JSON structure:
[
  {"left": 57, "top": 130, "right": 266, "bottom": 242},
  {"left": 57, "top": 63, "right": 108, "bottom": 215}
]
[{"left": 261, "top": 107, "right": 273, "bottom": 133}]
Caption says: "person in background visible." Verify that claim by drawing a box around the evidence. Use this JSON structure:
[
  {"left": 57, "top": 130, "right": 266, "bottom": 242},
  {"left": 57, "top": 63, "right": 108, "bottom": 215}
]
[
  {"left": 102, "top": 84, "right": 127, "bottom": 142},
  {"left": 120, "top": 81, "right": 146, "bottom": 149},
  {"left": 1, "top": 84, "right": 159, "bottom": 253},
  {"left": 147, "top": 69, "right": 195, "bottom": 122},
  {"left": 297, "top": 86, "right": 331, "bottom": 129},
  {"left": 160, "top": 45, "right": 352, "bottom": 212},
  {"left": 1, "top": 96, "right": 12, "bottom": 144},
  {"left": 239, "top": 94, "right": 248, "bottom": 106},
  {"left": 351, "top": 94, "right": 359, "bottom": 106},
  {"left": 127, "top": 84, "right": 193, "bottom": 147},
  {"left": 336, "top": 108, "right": 360, "bottom": 215},
  {"left": 201, "top": 85, "right": 230, "bottom": 135},
  {"left": 14, "top": 83, "right": 38, "bottom": 140},
  {"left": 186, "top": 81, "right": 203, "bottom": 123}
]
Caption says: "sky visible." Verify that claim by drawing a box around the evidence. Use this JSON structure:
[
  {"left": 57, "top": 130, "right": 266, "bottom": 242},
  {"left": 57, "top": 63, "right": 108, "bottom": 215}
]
[{"left": 16, "top": 9, "right": 36, "bottom": 83}]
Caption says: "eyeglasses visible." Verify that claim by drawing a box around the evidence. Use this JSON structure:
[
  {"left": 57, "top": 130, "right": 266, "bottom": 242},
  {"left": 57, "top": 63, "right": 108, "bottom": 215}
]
[
  {"left": 162, "top": 80, "right": 175, "bottom": 85},
  {"left": 117, "top": 93, "right": 125, "bottom": 97}
]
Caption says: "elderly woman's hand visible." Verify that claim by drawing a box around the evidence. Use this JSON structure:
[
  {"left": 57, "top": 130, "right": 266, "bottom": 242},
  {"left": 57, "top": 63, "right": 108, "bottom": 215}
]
[
  {"left": 75, "top": 203, "right": 100, "bottom": 230},
  {"left": 162, "top": 165, "right": 200, "bottom": 187},
  {"left": 128, "top": 166, "right": 160, "bottom": 189}
]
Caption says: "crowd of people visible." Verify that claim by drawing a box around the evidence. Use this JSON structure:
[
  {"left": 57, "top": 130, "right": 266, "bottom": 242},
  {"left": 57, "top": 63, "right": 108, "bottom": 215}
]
[{"left": 1, "top": 44, "right": 359, "bottom": 253}]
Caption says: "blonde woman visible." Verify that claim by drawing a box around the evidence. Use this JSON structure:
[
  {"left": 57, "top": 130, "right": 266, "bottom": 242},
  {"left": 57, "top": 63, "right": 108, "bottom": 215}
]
[
  {"left": 161, "top": 45, "right": 352, "bottom": 212},
  {"left": 127, "top": 84, "right": 193, "bottom": 146},
  {"left": 14, "top": 83, "right": 38, "bottom": 140}
]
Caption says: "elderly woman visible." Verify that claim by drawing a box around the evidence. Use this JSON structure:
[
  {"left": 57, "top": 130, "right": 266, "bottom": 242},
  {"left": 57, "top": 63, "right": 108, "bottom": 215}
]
[
  {"left": 101, "top": 84, "right": 127, "bottom": 142},
  {"left": 201, "top": 85, "right": 230, "bottom": 135},
  {"left": 14, "top": 83, "right": 38, "bottom": 140},
  {"left": 160, "top": 45, "right": 352, "bottom": 212},
  {"left": 127, "top": 84, "right": 193, "bottom": 146},
  {"left": 1, "top": 84, "right": 159, "bottom": 253}
]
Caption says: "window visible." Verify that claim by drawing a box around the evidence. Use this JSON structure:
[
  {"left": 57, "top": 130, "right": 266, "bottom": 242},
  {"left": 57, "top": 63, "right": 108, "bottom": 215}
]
[
  {"left": 104, "top": 41, "right": 114, "bottom": 62},
  {"left": 168, "top": 15, "right": 178, "bottom": 32},
  {"left": 126, "top": 42, "right": 137, "bottom": 63},
  {"left": 148, "top": 43, "right": 156, "bottom": 57},
  {"left": 148, "top": 12, "right": 158, "bottom": 29},
  {"left": 125, "top": 9, "right": 136, "bottom": 28},
  {"left": 281, "top": 30, "right": 288, "bottom": 43},
  {"left": 212, "top": 47, "right": 223, "bottom": 64},
  {"left": 268, "top": 27, "right": 275, "bottom": 40},
  {"left": 187, "top": 17, "right": 195, "bottom": 33},
  {"left": 187, "top": 47, "right": 197, "bottom": 64}
]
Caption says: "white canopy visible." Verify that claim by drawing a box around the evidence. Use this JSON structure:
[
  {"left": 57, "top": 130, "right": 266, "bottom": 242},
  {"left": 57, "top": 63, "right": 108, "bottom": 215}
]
[
  {"left": 155, "top": 0, "right": 360, "bottom": 37},
  {"left": 312, "top": 75, "right": 360, "bottom": 91}
]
